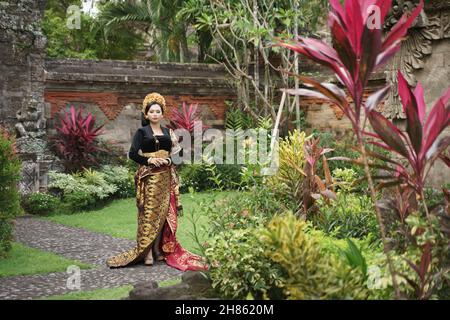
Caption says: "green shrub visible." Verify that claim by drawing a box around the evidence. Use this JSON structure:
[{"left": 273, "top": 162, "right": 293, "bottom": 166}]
[
  {"left": 207, "top": 185, "right": 288, "bottom": 238},
  {"left": 259, "top": 212, "right": 369, "bottom": 299},
  {"left": 179, "top": 163, "right": 211, "bottom": 192},
  {"left": 332, "top": 168, "right": 358, "bottom": 192},
  {"left": 21, "top": 192, "right": 62, "bottom": 215},
  {"left": 100, "top": 165, "right": 134, "bottom": 198},
  {"left": 48, "top": 170, "right": 117, "bottom": 201},
  {"left": 364, "top": 248, "right": 437, "bottom": 299},
  {"left": 205, "top": 228, "right": 285, "bottom": 299},
  {"left": 0, "top": 127, "right": 22, "bottom": 258},
  {"left": 313, "top": 130, "right": 361, "bottom": 171},
  {"left": 47, "top": 166, "right": 130, "bottom": 213},
  {"left": 179, "top": 163, "right": 242, "bottom": 193},
  {"left": 312, "top": 192, "right": 378, "bottom": 240},
  {"left": 124, "top": 157, "right": 139, "bottom": 175},
  {"left": 266, "top": 129, "right": 307, "bottom": 207},
  {"left": 216, "top": 164, "right": 242, "bottom": 190},
  {"left": 63, "top": 190, "right": 98, "bottom": 212},
  {"left": 0, "top": 219, "right": 13, "bottom": 259},
  {"left": 205, "top": 212, "right": 371, "bottom": 300}
]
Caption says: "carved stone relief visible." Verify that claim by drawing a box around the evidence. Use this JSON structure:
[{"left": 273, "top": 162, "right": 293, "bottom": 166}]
[{"left": 383, "top": 1, "right": 450, "bottom": 119}]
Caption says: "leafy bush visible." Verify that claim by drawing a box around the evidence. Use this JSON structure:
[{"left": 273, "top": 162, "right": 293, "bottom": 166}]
[
  {"left": 179, "top": 163, "right": 242, "bottom": 193},
  {"left": 205, "top": 228, "right": 285, "bottom": 299},
  {"left": 0, "top": 127, "right": 22, "bottom": 258},
  {"left": 179, "top": 163, "right": 214, "bottom": 192},
  {"left": 225, "top": 103, "right": 257, "bottom": 130},
  {"left": 100, "top": 165, "right": 135, "bottom": 198},
  {"left": 205, "top": 212, "right": 371, "bottom": 300},
  {"left": 313, "top": 131, "right": 363, "bottom": 173},
  {"left": 331, "top": 168, "right": 358, "bottom": 192},
  {"left": 266, "top": 129, "right": 307, "bottom": 206},
  {"left": 47, "top": 165, "right": 135, "bottom": 212},
  {"left": 43, "top": 7, "right": 144, "bottom": 60},
  {"left": 124, "top": 157, "right": 139, "bottom": 175},
  {"left": 207, "top": 185, "right": 288, "bottom": 238},
  {"left": 312, "top": 192, "right": 378, "bottom": 240},
  {"left": 21, "top": 192, "right": 62, "bottom": 216},
  {"left": 62, "top": 190, "right": 98, "bottom": 212},
  {"left": 48, "top": 170, "right": 117, "bottom": 201},
  {"left": 0, "top": 220, "right": 13, "bottom": 259},
  {"left": 259, "top": 213, "right": 369, "bottom": 299},
  {"left": 364, "top": 248, "right": 443, "bottom": 300}
]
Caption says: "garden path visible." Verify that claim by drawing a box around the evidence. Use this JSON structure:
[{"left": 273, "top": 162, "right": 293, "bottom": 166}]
[{"left": 0, "top": 215, "right": 182, "bottom": 300}]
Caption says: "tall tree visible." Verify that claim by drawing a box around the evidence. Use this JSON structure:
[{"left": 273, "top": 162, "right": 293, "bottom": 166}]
[
  {"left": 186, "top": 0, "right": 328, "bottom": 126},
  {"left": 43, "top": 0, "right": 145, "bottom": 59},
  {"left": 94, "top": 0, "right": 191, "bottom": 62}
]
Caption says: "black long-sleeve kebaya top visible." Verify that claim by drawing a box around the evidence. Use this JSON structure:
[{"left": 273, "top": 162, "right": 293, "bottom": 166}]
[{"left": 128, "top": 125, "right": 182, "bottom": 166}]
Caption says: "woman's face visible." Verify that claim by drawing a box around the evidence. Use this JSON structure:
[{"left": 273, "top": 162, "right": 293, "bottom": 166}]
[{"left": 146, "top": 104, "right": 163, "bottom": 123}]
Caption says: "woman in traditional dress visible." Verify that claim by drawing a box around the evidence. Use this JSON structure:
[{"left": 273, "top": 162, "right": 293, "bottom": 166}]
[{"left": 106, "top": 92, "right": 207, "bottom": 271}]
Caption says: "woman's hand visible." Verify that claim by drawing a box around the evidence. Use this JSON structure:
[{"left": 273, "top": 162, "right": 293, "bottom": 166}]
[{"left": 147, "top": 157, "right": 169, "bottom": 167}]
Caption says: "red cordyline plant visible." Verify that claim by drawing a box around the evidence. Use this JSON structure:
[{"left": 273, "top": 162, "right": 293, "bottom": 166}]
[
  {"left": 365, "top": 73, "right": 449, "bottom": 300},
  {"left": 168, "top": 102, "right": 209, "bottom": 133},
  {"left": 366, "top": 71, "right": 450, "bottom": 200},
  {"left": 279, "top": 0, "right": 423, "bottom": 129},
  {"left": 52, "top": 106, "right": 104, "bottom": 173},
  {"left": 276, "top": 0, "right": 425, "bottom": 298},
  {"left": 301, "top": 137, "right": 335, "bottom": 214}
]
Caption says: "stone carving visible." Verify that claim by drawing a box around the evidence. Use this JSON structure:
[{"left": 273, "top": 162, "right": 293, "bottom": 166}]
[
  {"left": 383, "top": 1, "right": 450, "bottom": 118},
  {"left": 15, "top": 102, "right": 47, "bottom": 139},
  {"left": 1, "top": 0, "right": 54, "bottom": 194},
  {"left": 19, "top": 162, "right": 40, "bottom": 194}
]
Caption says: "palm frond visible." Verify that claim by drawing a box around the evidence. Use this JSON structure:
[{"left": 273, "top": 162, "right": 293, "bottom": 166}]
[{"left": 94, "top": 1, "right": 152, "bottom": 35}]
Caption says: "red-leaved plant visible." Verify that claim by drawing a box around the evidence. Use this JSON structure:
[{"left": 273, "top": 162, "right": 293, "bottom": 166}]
[
  {"left": 168, "top": 102, "right": 209, "bottom": 133},
  {"left": 278, "top": 0, "right": 423, "bottom": 130},
  {"left": 301, "top": 137, "right": 335, "bottom": 214},
  {"left": 275, "top": 0, "right": 449, "bottom": 298},
  {"left": 365, "top": 73, "right": 449, "bottom": 299},
  {"left": 366, "top": 71, "right": 450, "bottom": 198},
  {"left": 52, "top": 106, "right": 104, "bottom": 173}
]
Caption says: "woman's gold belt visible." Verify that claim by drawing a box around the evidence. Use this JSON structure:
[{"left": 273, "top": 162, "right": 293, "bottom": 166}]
[{"left": 141, "top": 150, "right": 170, "bottom": 158}]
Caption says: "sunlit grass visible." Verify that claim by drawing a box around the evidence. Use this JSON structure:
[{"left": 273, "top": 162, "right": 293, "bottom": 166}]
[{"left": 0, "top": 242, "right": 92, "bottom": 278}]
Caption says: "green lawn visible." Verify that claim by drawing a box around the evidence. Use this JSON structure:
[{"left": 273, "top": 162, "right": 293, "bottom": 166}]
[
  {"left": 40, "top": 285, "right": 133, "bottom": 300},
  {"left": 40, "top": 277, "right": 182, "bottom": 300},
  {"left": 42, "top": 190, "right": 240, "bottom": 254},
  {"left": 0, "top": 242, "right": 92, "bottom": 278}
]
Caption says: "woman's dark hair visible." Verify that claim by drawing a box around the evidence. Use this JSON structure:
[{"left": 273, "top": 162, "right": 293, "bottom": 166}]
[{"left": 141, "top": 102, "right": 164, "bottom": 127}]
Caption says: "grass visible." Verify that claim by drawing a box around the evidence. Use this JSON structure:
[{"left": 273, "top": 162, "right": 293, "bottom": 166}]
[
  {"left": 158, "top": 277, "right": 182, "bottom": 287},
  {"left": 40, "top": 277, "right": 182, "bottom": 300},
  {"left": 0, "top": 242, "right": 92, "bottom": 278},
  {"left": 40, "top": 285, "right": 133, "bottom": 300},
  {"left": 42, "top": 190, "right": 240, "bottom": 254}
]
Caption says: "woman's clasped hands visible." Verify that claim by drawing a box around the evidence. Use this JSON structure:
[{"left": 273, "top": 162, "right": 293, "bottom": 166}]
[{"left": 147, "top": 157, "right": 170, "bottom": 167}]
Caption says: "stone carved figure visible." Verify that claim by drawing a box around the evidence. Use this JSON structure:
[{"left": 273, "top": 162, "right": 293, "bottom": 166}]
[{"left": 383, "top": 0, "right": 450, "bottom": 118}]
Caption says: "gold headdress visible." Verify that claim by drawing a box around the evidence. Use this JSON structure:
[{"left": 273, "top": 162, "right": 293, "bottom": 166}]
[{"left": 142, "top": 92, "right": 166, "bottom": 114}]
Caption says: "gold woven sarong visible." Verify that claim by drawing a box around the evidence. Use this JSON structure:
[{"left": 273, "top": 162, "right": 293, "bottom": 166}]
[{"left": 106, "top": 150, "right": 172, "bottom": 268}]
